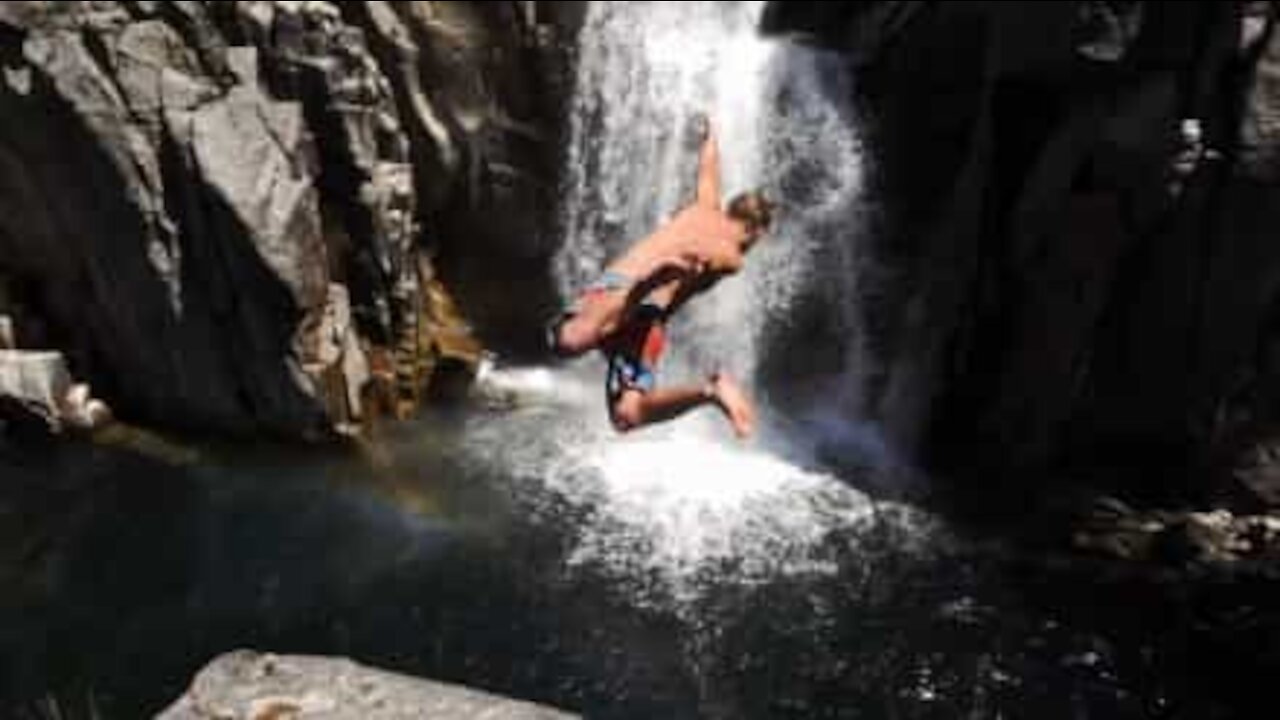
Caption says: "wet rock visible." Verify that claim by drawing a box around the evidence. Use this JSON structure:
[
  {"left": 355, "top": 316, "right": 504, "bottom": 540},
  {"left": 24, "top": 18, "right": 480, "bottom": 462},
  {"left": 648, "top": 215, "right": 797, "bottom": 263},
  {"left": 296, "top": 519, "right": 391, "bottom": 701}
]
[
  {"left": 1232, "top": 434, "right": 1280, "bottom": 508},
  {"left": 60, "top": 382, "right": 113, "bottom": 431},
  {"left": 0, "top": 350, "right": 72, "bottom": 431},
  {"left": 189, "top": 85, "right": 327, "bottom": 315},
  {"left": 1073, "top": 1, "right": 1144, "bottom": 63},
  {"left": 157, "top": 650, "right": 579, "bottom": 720},
  {"left": 351, "top": 1, "right": 573, "bottom": 356},
  {"left": 763, "top": 2, "right": 1280, "bottom": 492},
  {"left": 1240, "top": 4, "right": 1280, "bottom": 181},
  {"left": 0, "top": 350, "right": 111, "bottom": 433},
  {"left": 1153, "top": 512, "right": 1241, "bottom": 566},
  {"left": 1071, "top": 498, "right": 1162, "bottom": 562},
  {"left": 307, "top": 283, "right": 369, "bottom": 434},
  {"left": 1069, "top": 501, "right": 1280, "bottom": 577},
  {"left": 0, "top": 1, "right": 554, "bottom": 439}
]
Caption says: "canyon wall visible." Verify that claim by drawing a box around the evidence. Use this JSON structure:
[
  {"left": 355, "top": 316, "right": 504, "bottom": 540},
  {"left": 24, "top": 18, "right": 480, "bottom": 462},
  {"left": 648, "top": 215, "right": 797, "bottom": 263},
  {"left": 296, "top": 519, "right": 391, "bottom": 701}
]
[
  {"left": 0, "top": 0, "right": 574, "bottom": 438},
  {"left": 764, "top": 1, "right": 1280, "bottom": 504}
]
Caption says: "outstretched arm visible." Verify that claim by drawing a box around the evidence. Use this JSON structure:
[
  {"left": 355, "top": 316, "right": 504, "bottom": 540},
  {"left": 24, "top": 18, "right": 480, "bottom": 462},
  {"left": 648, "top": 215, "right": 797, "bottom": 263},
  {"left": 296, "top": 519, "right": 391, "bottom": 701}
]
[{"left": 695, "top": 117, "right": 721, "bottom": 209}]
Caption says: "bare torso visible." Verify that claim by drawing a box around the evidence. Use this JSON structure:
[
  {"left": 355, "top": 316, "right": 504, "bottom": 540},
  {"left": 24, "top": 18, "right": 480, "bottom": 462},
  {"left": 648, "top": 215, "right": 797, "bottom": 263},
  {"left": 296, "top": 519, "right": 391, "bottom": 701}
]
[
  {"left": 552, "top": 121, "right": 751, "bottom": 356},
  {"left": 609, "top": 204, "right": 747, "bottom": 281}
]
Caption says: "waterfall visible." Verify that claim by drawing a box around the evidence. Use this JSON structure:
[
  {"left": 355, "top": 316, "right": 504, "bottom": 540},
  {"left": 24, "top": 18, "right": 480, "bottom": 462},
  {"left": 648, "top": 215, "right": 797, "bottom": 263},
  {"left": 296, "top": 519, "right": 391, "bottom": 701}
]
[
  {"left": 554, "top": 0, "right": 869, "bottom": 409},
  {"left": 467, "top": 1, "right": 909, "bottom": 607}
]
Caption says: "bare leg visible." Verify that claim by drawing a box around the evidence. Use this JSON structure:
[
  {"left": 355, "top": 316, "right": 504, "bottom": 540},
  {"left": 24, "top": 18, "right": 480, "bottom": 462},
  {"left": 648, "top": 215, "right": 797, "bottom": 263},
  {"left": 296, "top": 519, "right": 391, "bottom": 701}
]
[
  {"left": 709, "top": 372, "right": 756, "bottom": 437},
  {"left": 611, "top": 373, "right": 755, "bottom": 438},
  {"left": 611, "top": 385, "right": 711, "bottom": 432},
  {"left": 554, "top": 288, "right": 632, "bottom": 356}
]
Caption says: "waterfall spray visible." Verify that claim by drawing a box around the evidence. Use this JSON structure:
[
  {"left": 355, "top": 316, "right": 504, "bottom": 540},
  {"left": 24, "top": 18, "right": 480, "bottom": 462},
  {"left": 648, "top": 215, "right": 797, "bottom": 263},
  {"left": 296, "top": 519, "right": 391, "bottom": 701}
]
[{"left": 467, "top": 1, "right": 905, "bottom": 606}]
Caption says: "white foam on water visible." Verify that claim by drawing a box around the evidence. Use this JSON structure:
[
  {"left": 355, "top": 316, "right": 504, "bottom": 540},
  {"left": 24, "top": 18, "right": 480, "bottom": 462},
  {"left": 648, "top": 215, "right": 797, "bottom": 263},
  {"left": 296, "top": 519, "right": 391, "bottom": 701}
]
[
  {"left": 463, "top": 368, "right": 935, "bottom": 608},
  {"left": 564, "top": 434, "right": 875, "bottom": 583}
]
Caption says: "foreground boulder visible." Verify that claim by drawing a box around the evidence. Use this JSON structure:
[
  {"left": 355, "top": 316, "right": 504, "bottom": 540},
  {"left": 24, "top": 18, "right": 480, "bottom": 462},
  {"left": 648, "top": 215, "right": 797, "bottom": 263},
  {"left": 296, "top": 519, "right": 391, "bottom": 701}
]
[{"left": 158, "top": 651, "right": 579, "bottom": 720}]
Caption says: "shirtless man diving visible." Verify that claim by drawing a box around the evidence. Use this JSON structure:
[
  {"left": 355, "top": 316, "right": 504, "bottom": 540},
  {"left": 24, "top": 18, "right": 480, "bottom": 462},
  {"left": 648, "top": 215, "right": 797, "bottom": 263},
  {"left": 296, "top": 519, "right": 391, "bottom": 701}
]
[{"left": 548, "top": 119, "right": 775, "bottom": 438}]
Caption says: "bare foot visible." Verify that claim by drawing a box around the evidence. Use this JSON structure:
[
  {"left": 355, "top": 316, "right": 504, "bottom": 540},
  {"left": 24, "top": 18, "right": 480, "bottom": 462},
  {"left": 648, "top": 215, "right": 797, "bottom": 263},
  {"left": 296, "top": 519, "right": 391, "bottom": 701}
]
[{"left": 709, "top": 372, "right": 755, "bottom": 438}]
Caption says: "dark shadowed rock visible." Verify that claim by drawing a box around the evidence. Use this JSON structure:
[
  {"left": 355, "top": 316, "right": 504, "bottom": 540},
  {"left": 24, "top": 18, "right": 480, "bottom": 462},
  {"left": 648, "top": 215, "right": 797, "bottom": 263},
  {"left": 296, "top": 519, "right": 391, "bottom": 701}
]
[
  {"left": 157, "top": 651, "right": 580, "bottom": 720},
  {"left": 370, "top": 1, "right": 574, "bottom": 358},
  {"left": 764, "top": 1, "right": 1280, "bottom": 500},
  {"left": 1240, "top": 2, "right": 1280, "bottom": 180}
]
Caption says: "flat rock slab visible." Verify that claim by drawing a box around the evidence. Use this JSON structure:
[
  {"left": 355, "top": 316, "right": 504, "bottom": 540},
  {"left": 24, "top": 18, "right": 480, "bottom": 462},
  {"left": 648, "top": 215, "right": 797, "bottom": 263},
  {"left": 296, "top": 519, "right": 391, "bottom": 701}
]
[
  {"left": 0, "top": 350, "right": 71, "bottom": 428},
  {"left": 157, "top": 650, "right": 580, "bottom": 720}
]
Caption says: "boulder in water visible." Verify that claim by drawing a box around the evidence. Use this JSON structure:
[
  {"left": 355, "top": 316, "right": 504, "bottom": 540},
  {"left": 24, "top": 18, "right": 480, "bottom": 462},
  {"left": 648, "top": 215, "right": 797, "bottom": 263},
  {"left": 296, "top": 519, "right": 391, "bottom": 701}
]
[{"left": 157, "top": 650, "right": 580, "bottom": 720}]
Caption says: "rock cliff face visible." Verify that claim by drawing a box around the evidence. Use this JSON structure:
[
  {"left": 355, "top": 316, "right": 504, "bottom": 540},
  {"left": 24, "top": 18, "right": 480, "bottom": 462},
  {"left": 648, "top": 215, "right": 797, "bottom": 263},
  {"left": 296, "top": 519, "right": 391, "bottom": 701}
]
[
  {"left": 764, "top": 1, "right": 1280, "bottom": 504},
  {"left": 0, "top": 1, "right": 571, "bottom": 439}
]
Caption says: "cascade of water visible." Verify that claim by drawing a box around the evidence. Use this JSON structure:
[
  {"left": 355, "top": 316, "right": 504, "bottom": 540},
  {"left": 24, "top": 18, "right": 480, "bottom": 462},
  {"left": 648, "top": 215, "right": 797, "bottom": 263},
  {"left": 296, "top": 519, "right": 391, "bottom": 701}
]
[
  {"left": 457, "top": 2, "right": 913, "bottom": 606},
  {"left": 554, "top": 0, "right": 869, "bottom": 403}
]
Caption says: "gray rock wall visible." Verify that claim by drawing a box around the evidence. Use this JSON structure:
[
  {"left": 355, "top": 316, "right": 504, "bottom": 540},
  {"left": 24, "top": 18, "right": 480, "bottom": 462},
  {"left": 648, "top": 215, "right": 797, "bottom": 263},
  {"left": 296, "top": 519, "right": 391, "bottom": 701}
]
[
  {"left": 0, "top": 1, "right": 571, "bottom": 438},
  {"left": 765, "top": 1, "right": 1280, "bottom": 501}
]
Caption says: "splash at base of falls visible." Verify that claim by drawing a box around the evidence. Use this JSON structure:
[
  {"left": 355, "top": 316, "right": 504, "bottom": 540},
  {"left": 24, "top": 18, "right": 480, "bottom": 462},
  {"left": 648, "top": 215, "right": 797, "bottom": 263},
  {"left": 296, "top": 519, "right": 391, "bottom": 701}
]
[{"left": 467, "top": 366, "right": 935, "bottom": 609}]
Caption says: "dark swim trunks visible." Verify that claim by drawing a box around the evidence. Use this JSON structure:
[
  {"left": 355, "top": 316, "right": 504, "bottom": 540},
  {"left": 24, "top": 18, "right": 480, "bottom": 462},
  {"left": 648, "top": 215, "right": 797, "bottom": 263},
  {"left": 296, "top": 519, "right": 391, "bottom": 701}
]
[
  {"left": 602, "top": 301, "right": 667, "bottom": 400},
  {"left": 545, "top": 271, "right": 668, "bottom": 403}
]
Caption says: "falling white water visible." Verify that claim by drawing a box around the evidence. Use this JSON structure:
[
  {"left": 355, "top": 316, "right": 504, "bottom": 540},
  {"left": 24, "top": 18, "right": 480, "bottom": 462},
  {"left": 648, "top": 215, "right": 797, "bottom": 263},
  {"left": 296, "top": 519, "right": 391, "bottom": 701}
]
[
  {"left": 555, "top": 0, "right": 868, "bottom": 389},
  {"left": 467, "top": 1, "right": 916, "bottom": 607}
]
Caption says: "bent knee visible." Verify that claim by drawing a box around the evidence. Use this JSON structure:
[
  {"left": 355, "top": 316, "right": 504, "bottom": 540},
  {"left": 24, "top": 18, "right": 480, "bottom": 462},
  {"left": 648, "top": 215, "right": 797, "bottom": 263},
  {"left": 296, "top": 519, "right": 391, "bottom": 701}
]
[
  {"left": 553, "top": 318, "right": 596, "bottom": 357},
  {"left": 609, "top": 392, "right": 645, "bottom": 432}
]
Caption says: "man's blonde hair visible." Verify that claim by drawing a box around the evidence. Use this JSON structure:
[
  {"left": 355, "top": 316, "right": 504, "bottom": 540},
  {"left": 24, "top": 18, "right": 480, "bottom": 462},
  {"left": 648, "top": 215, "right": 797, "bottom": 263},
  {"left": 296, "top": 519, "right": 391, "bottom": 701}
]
[{"left": 727, "top": 190, "right": 775, "bottom": 234}]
